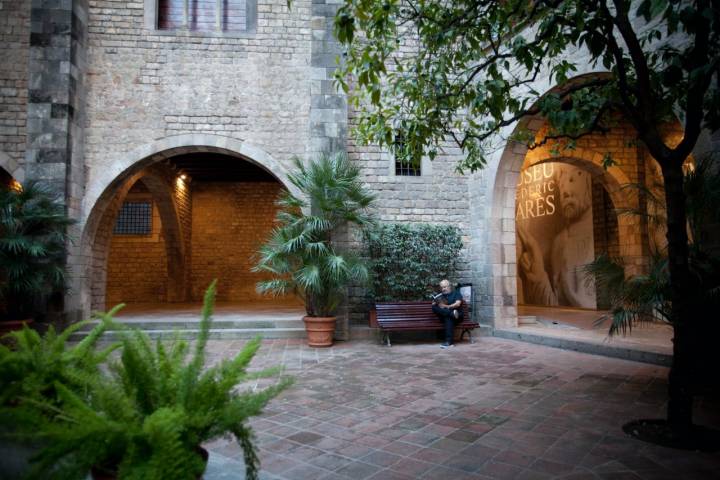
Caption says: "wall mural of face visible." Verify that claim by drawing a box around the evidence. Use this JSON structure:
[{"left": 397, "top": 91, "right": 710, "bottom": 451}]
[{"left": 557, "top": 166, "right": 591, "bottom": 222}]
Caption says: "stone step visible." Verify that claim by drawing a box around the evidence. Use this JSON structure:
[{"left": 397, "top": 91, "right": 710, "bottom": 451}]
[
  {"left": 349, "top": 325, "right": 379, "bottom": 340},
  {"left": 518, "top": 315, "right": 538, "bottom": 325},
  {"left": 71, "top": 327, "right": 307, "bottom": 341},
  {"left": 77, "top": 318, "right": 306, "bottom": 331},
  {"left": 493, "top": 328, "right": 672, "bottom": 366}
]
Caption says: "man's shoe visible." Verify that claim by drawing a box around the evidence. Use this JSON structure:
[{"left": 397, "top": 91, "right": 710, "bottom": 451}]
[{"left": 440, "top": 343, "right": 450, "bottom": 349}]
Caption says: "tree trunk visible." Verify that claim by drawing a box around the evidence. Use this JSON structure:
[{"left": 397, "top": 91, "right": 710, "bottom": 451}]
[{"left": 661, "top": 161, "right": 694, "bottom": 435}]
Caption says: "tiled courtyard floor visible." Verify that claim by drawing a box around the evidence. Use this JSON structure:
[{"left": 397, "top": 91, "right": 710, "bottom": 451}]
[{"left": 203, "top": 337, "right": 720, "bottom": 480}]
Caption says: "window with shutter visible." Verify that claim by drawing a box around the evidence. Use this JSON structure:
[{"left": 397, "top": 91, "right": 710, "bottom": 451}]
[{"left": 157, "top": 0, "right": 248, "bottom": 32}]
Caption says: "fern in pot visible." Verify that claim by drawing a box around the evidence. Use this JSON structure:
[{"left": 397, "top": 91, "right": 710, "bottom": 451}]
[
  {"left": 0, "top": 316, "right": 117, "bottom": 478},
  {"left": 254, "top": 153, "right": 376, "bottom": 347},
  {"left": 22, "top": 282, "right": 291, "bottom": 479}
]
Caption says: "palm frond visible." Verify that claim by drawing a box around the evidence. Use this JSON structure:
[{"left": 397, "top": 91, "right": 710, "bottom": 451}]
[
  {"left": 0, "top": 180, "right": 75, "bottom": 317},
  {"left": 253, "top": 152, "right": 376, "bottom": 316}
]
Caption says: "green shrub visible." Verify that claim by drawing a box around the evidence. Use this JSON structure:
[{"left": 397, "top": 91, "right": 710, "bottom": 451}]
[{"left": 366, "top": 223, "right": 463, "bottom": 301}]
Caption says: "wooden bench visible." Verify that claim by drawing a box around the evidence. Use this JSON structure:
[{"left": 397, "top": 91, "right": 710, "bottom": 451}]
[{"left": 369, "top": 301, "right": 478, "bottom": 346}]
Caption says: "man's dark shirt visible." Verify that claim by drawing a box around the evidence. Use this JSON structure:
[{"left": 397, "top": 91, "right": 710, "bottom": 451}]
[{"left": 441, "top": 290, "right": 462, "bottom": 307}]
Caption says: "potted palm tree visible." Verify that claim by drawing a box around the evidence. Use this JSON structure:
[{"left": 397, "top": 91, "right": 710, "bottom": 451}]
[
  {"left": 0, "top": 181, "right": 74, "bottom": 332},
  {"left": 254, "top": 153, "right": 376, "bottom": 347}
]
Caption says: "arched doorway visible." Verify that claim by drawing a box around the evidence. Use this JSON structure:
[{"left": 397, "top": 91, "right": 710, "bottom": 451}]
[
  {"left": 498, "top": 128, "right": 677, "bottom": 354},
  {"left": 483, "top": 79, "right": 681, "bottom": 331},
  {"left": 103, "top": 153, "right": 291, "bottom": 310},
  {"left": 70, "top": 135, "right": 301, "bottom": 319}
]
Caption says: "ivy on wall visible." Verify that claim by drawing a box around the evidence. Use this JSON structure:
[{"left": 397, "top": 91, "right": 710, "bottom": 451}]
[{"left": 366, "top": 223, "right": 463, "bottom": 301}]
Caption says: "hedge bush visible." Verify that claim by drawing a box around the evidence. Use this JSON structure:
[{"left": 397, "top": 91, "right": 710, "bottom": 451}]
[{"left": 366, "top": 223, "right": 463, "bottom": 301}]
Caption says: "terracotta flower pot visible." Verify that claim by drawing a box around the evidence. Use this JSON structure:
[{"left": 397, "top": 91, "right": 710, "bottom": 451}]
[
  {"left": 91, "top": 446, "right": 209, "bottom": 479},
  {"left": 302, "top": 316, "right": 336, "bottom": 347}
]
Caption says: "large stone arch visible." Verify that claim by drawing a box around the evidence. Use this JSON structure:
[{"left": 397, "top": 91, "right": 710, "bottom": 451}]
[
  {"left": 81, "top": 134, "right": 299, "bottom": 225},
  {"left": 483, "top": 137, "right": 638, "bottom": 327},
  {"left": 476, "top": 73, "right": 660, "bottom": 328},
  {"left": 67, "top": 134, "right": 296, "bottom": 318}
]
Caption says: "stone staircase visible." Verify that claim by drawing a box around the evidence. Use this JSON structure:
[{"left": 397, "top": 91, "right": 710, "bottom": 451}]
[
  {"left": 72, "top": 317, "right": 307, "bottom": 341},
  {"left": 70, "top": 303, "right": 310, "bottom": 341}
]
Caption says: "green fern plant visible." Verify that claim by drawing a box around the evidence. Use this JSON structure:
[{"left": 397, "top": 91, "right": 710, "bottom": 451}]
[
  {"left": 0, "top": 311, "right": 119, "bottom": 409},
  {"left": 0, "top": 312, "right": 118, "bottom": 479},
  {"left": 24, "top": 281, "right": 291, "bottom": 480}
]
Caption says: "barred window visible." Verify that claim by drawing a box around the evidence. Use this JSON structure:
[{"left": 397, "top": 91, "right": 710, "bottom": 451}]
[
  {"left": 393, "top": 137, "right": 421, "bottom": 176},
  {"left": 158, "top": 0, "right": 248, "bottom": 32},
  {"left": 114, "top": 202, "right": 152, "bottom": 235},
  {"left": 395, "top": 158, "right": 421, "bottom": 176}
]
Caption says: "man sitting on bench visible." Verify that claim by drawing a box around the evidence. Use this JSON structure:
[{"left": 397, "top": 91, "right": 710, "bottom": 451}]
[{"left": 432, "top": 279, "right": 463, "bottom": 349}]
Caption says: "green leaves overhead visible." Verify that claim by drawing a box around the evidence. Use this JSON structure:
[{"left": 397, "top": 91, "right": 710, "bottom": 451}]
[{"left": 335, "top": 0, "right": 719, "bottom": 172}]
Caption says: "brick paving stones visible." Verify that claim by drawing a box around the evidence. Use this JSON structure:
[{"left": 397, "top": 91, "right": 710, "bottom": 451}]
[{"left": 202, "top": 337, "right": 720, "bottom": 479}]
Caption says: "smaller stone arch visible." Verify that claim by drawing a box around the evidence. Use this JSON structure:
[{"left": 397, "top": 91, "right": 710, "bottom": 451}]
[
  {"left": 0, "top": 165, "right": 14, "bottom": 188},
  {"left": 0, "top": 152, "right": 23, "bottom": 184},
  {"left": 87, "top": 164, "right": 189, "bottom": 310},
  {"left": 137, "top": 173, "right": 188, "bottom": 303},
  {"left": 486, "top": 147, "right": 639, "bottom": 326}
]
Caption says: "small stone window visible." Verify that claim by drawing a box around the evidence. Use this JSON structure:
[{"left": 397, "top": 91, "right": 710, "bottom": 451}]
[
  {"left": 157, "top": 0, "right": 249, "bottom": 32},
  {"left": 393, "top": 137, "right": 421, "bottom": 176},
  {"left": 114, "top": 202, "right": 152, "bottom": 235},
  {"left": 395, "top": 158, "right": 421, "bottom": 176}
]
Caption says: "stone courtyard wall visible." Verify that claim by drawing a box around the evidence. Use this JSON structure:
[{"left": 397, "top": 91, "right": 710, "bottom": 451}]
[
  {"left": 5, "top": 0, "right": 712, "bottom": 331},
  {"left": 346, "top": 115, "right": 473, "bottom": 326},
  {"left": 0, "top": 0, "right": 30, "bottom": 180},
  {"left": 82, "top": 0, "right": 314, "bottom": 214}
]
